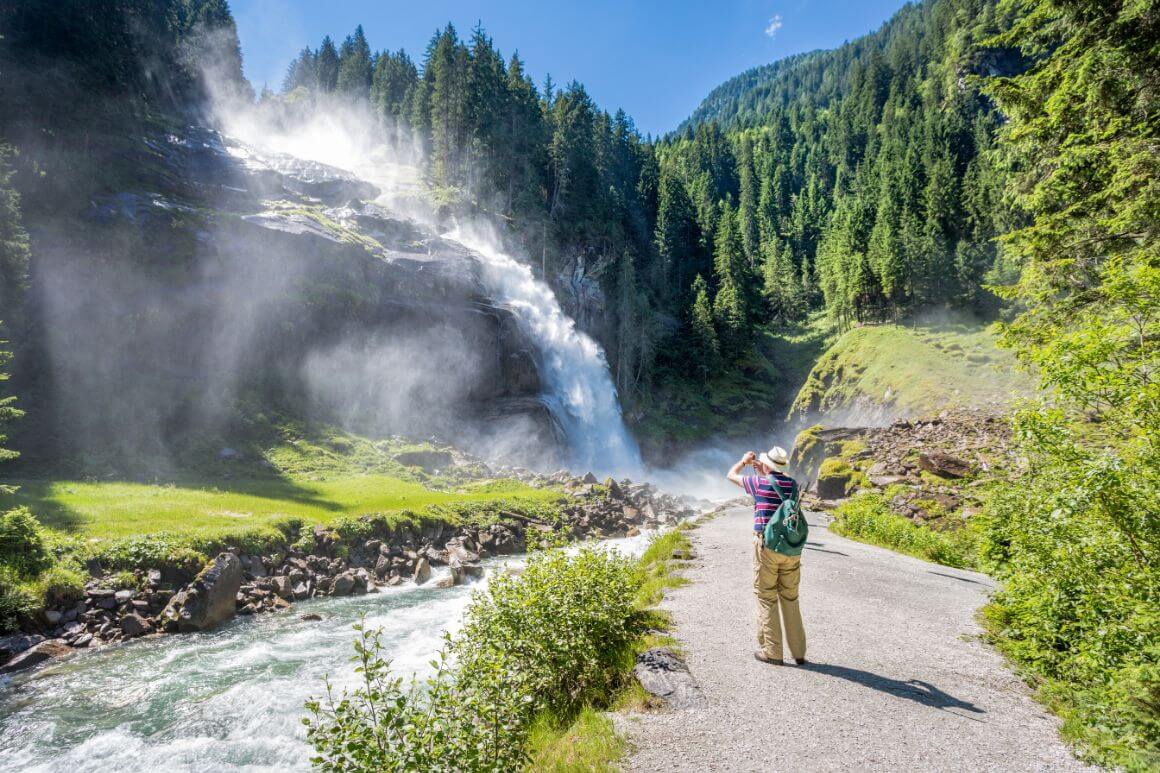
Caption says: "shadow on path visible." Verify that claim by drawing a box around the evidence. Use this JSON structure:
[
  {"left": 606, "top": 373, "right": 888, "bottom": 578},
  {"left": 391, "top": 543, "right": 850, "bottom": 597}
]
[
  {"left": 805, "top": 542, "right": 849, "bottom": 556},
  {"left": 800, "top": 662, "right": 985, "bottom": 717},
  {"left": 928, "top": 570, "right": 988, "bottom": 586}
]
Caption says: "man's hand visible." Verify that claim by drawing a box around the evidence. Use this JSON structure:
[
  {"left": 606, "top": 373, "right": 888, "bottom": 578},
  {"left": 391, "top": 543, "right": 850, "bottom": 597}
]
[{"left": 727, "top": 452, "right": 754, "bottom": 488}]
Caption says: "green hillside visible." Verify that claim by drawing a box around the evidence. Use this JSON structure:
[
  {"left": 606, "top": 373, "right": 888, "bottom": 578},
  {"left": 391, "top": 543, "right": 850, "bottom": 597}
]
[{"left": 788, "top": 322, "right": 1033, "bottom": 425}]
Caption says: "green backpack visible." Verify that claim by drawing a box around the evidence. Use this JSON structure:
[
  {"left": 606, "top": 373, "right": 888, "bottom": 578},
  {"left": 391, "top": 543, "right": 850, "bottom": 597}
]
[{"left": 762, "top": 478, "right": 808, "bottom": 557}]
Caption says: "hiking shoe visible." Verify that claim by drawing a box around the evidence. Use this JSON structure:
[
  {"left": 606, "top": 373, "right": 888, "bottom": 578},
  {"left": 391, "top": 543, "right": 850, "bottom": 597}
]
[{"left": 754, "top": 651, "right": 784, "bottom": 665}]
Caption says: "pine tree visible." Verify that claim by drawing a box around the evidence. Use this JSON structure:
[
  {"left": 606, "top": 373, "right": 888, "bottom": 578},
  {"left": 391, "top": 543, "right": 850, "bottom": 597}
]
[
  {"left": 736, "top": 135, "right": 760, "bottom": 265},
  {"left": 315, "top": 36, "right": 340, "bottom": 92},
  {"left": 653, "top": 168, "right": 699, "bottom": 310},
  {"left": 687, "top": 274, "right": 721, "bottom": 378},
  {"left": 370, "top": 50, "right": 418, "bottom": 120},
  {"left": 336, "top": 25, "right": 373, "bottom": 98},
  {"left": 711, "top": 204, "right": 753, "bottom": 360},
  {"left": 0, "top": 341, "right": 20, "bottom": 466},
  {"left": 0, "top": 146, "right": 29, "bottom": 325},
  {"left": 282, "top": 48, "right": 316, "bottom": 93}
]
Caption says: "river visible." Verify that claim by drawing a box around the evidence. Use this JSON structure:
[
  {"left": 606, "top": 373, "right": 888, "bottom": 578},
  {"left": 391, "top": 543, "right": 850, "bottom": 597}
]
[{"left": 0, "top": 533, "right": 654, "bottom": 772}]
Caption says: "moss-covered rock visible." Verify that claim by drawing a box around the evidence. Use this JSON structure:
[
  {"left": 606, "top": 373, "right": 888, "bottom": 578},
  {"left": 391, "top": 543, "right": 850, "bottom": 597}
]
[{"left": 816, "top": 458, "right": 858, "bottom": 500}]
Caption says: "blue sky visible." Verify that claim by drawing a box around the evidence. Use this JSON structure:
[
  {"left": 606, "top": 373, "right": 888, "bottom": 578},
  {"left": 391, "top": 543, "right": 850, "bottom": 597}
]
[{"left": 231, "top": 0, "right": 910, "bottom": 135}]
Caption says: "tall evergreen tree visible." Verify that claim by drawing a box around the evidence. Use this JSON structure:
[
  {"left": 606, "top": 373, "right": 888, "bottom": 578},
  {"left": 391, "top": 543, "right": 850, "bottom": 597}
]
[
  {"left": 0, "top": 146, "right": 29, "bottom": 325},
  {"left": 315, "top": 36, "right": 340, "bottom": 92},
  {"left": 687, "top": 274, "right": 721, "bottom": 378},
  {"left": 336, "top": 25, "right": 373, "bottom": 98}
]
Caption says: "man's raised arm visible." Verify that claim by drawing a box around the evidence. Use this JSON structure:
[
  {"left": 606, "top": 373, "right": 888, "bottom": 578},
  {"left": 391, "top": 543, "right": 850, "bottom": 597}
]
[{"left": 727, "top": 451, "right": 756, "bottom": 488}]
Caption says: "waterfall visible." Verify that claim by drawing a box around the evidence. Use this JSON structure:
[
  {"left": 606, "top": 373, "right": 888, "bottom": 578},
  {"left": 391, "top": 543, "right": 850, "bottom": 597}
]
[
  {"left": 218, "top": 116, "right": 641, "bottom": 478},
  {"left": 445, "top": 228, "right": 643, "bottom": 477}
]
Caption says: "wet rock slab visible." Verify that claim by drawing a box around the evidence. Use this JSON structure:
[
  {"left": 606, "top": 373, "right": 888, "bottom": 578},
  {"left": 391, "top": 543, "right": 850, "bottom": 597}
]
[{"left": 633, "top": 647, "right": 706, "bottom": 709}]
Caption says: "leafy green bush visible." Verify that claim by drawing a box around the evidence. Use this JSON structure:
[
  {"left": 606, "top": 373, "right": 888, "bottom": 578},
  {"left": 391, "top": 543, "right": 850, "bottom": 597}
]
[
  {"left": 0, "top": 506, "right": 50, "bottom": 576},
  {"left": 0, "top": 566, "right": 36, "bottom": 633},
  {"left": 28, "top": 560, "right": 86, "bottom": 607},
  {"left": 455, "top": 547, "right": 641, "bottom": 716},
  {"left": 109, "top": 570, "right": 139, "bottom": 590},
  {"left": 978, "top": 410, "right": 1159, "bottom": 769},
  {"left": 305, "top": 546, "right": 646, "bottom": 771},
  {"left": 832, "top": 493, "right": 978, "bottom": 569}
]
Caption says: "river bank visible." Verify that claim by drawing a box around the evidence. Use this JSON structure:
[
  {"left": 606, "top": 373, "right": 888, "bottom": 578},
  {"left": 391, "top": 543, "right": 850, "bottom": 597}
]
[
  {"left": 0, "top": 504, "right": 691, "bottom": 772},
  {"left": 0, "top": 470, "right": 696, "bottom": 675}
]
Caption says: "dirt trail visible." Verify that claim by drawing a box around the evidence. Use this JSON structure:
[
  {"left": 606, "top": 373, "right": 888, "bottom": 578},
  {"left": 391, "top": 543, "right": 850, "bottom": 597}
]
[{"left": 619, "top": 508, "right": 1088, "bottom": 771}]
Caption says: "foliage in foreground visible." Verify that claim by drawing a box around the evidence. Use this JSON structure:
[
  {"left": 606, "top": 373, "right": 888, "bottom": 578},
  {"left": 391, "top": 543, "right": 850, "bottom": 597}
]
[
  {"left": 976, "top": 0, "right": 1160, "bottom": 767},
  {"left": 830, "top": 493, "right": 979, "bottom": 570},
  {"left": 304, "top": 546, "right": 648, "bottom": 771}
]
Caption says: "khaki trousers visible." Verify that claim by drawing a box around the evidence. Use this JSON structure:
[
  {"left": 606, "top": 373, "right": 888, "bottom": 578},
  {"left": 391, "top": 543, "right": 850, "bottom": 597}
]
[{"left": 752, "top": 536, "right": 806, "bottom": 661}]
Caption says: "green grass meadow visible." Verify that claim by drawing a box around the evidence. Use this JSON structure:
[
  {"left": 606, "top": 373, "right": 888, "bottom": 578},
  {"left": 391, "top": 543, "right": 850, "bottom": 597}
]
[{"left": 2, "top": 474, "right": 557, "bottom": 541}]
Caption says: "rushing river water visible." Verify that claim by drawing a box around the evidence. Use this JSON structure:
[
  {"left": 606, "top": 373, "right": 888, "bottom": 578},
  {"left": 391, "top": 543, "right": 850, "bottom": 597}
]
[{"left": 0, "top": 533, "right": 653, "bottom": 772}]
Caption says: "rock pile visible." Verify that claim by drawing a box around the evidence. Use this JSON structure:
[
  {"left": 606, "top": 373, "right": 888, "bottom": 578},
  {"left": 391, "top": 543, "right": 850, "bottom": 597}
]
[
  {"left": 799, "top": 410, "right": 1014, "bottom": 524},
  {"left": 1, "top": 471, "right": 698, "bottom": 673}
]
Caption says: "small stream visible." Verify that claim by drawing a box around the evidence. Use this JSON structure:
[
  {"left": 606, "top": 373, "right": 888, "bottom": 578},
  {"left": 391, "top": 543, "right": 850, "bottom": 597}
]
[{"left": 0, "top": 533, "right": 653, "bottom": 772}]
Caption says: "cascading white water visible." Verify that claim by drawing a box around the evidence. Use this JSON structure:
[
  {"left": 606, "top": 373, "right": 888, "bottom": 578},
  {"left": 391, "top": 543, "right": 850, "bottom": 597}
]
[
  {"left": 444, "top": 228, "right": 642, "bottom": 477},
  {"left": 221, "top": 121, "right": 642, "bottom": 476}
]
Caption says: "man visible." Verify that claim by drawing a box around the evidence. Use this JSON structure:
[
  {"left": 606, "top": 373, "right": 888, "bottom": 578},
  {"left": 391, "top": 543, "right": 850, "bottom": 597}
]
[{"left": 727, "top": 446, "right": 807, "bottom": 666}]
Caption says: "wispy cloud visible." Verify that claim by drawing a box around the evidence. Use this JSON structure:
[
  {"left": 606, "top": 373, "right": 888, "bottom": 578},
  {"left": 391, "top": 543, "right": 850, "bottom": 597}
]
[{"left": 765, "top": 14, "right": 784, "bottom": 38}]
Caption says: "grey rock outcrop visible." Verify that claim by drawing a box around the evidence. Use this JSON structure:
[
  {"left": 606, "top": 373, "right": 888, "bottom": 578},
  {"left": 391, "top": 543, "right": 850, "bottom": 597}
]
[{"left": 161, "top": 553, "right": 243, "bottom": 633}]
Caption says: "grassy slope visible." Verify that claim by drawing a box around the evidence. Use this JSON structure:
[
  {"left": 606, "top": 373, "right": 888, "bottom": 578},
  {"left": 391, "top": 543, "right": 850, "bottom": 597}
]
[
  {"left": 789, "top": 322, "right": 1034, "bottom": 424},
  {"left": 0, "top": 421, "right": 556, "bottom": 543}
]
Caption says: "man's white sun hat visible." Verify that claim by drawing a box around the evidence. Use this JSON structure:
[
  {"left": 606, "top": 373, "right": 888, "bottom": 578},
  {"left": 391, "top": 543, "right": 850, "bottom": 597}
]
[{"left": 758, "top": 446, "right": 789, "bottom": 470}]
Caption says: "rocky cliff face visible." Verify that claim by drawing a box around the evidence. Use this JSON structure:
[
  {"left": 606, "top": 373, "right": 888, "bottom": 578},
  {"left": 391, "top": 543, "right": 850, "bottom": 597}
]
[{"left": 21, "top": 126, "right": 559, "bottom": 469}]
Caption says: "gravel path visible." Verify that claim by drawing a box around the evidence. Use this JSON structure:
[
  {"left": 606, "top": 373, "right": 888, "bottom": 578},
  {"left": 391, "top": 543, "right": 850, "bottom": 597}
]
[{"left": 619, "top": 507, "right": 1087, "bottom": 771}]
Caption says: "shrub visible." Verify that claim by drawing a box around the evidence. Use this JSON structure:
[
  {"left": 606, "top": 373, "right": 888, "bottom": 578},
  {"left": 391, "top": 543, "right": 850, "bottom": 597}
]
[
  {"left": 0, "top": 507, "right": 50, "bottom": 577},
  {"left": 109, "top": 570, "right": 139, "bottom": 590},
  {"left": 832, "top": 493, "right": 977, "bottom": 569},
  {"left": 978, "top": 418, "right": 1160, "bottom": 768},
  {"left": 0, "top": 567, "right": 36, "bottom": 633},
  {"left": 29, "top": 560, "right": 86, "bottom": 607},
  {"left": 305, "top": 546, "right": 645, "bottom": 771}
]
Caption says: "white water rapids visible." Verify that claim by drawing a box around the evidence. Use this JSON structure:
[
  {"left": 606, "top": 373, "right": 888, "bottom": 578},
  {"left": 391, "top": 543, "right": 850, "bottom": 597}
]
[{"left": 0, "top": 533, "right": 657, "bottom": 771}]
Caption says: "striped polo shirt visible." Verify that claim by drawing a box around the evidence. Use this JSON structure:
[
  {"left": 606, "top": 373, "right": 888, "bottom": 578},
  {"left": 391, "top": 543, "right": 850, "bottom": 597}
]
[{"left": 742, "top": 472, "right": 797, "bottom": 532}]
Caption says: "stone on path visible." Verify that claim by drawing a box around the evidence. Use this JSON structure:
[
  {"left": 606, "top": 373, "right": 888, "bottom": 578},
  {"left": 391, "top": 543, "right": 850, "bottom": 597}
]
[{"left": 633, "top": 648, "right": 706, "bottom": 709}]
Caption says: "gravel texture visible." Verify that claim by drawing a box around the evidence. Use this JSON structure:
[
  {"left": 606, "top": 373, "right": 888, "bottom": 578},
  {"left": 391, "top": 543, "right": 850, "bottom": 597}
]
[{"left": 618, "top": 507, "right": 1089, "bottom": 771}]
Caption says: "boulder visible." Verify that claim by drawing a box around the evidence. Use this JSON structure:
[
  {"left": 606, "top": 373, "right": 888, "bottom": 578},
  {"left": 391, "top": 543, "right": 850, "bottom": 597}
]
[
  {"left": 393, "top": 450, "right": 453, "bottom": 472},
  {"left": 633, "top": 648, "right": 706, "bottom": 709},
  {"left": 161, "top": 553, "right": 243, "bottom": 633},
  {"left": 412, "top": 557, "right": 431, "bottom": 585},
  {"left": 433, "top": 575, "right": 457, "bottom": 589},
  {"left": 0, "top": 639, "right": 71, "bottom": 675},
  {"left": 300, "top": 613, "right": 322, "bottom": 622},
  {"left": 271, "top": 576, "right": 293, "bottom": 600},
  {"left": 0, "top": 633, "right": 45, "bottom": 665},
  {"left": 917, "top": 452, "right": 972, "bottom": 479},
  {"left": 115, "top": 589, "right": 135, "bottom": 605},
  {"left": 120, "top": 613, "right": 152, "bottom": 638},
  {"left": 331, "top": 572, "right": 355, "bottom": 596}
]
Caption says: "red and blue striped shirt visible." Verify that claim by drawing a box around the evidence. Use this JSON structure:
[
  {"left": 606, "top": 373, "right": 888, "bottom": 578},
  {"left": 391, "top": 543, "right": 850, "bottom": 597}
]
[{"left": 742, "top": 472, "right": 797, "bottom": 532}]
